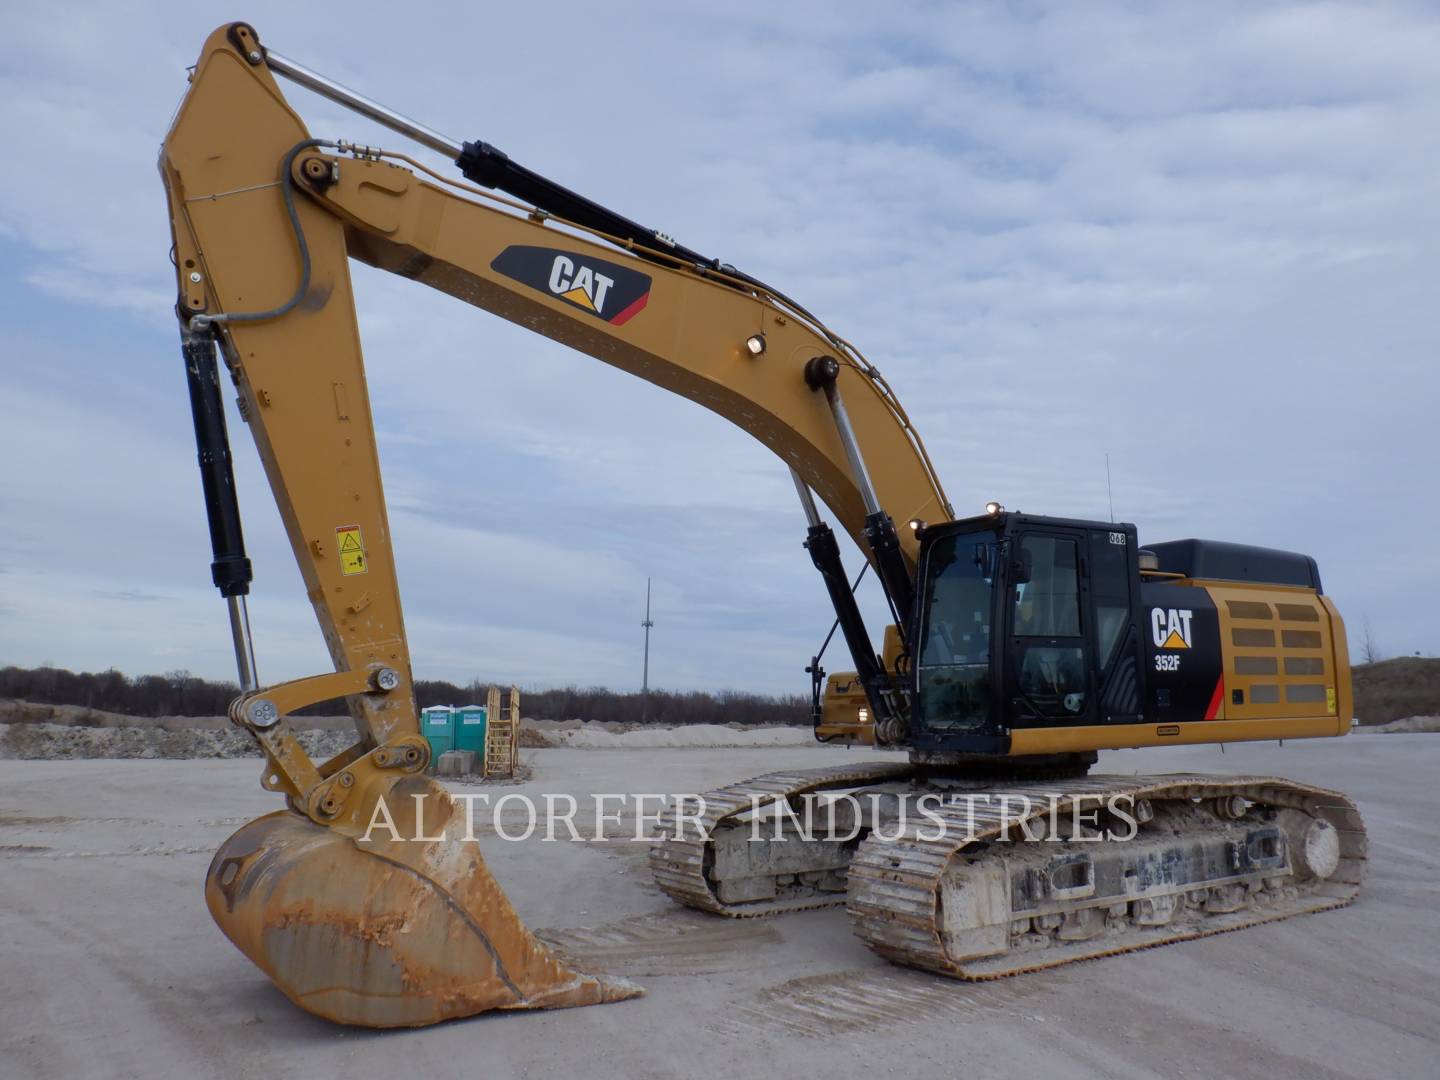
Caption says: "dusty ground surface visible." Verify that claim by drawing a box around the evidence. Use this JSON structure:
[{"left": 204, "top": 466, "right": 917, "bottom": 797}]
[{"left": 1, "top": 736, "right": 1436, "bottom": 1080}]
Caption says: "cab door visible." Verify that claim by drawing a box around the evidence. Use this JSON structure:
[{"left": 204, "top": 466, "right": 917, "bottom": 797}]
[
  {"left": 1086, "top": 527, "right": 1145, "bottom": 723},
  {"left": 1006, "top": 530, "right": 1095, "bottom": 724}
]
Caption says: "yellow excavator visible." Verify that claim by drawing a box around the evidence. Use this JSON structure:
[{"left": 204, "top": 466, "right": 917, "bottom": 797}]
[{"left": 162, "top": 23, "right": 1366, "bottom": 1028}]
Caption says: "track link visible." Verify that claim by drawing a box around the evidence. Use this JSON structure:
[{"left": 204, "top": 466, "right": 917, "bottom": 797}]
[{"left": 847, "top": 774, "right": 1367, "bottom": 979}]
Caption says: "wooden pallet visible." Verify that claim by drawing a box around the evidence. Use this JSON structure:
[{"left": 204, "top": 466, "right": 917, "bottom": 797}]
[{"left": 483, "top": 685, "right": 521, "bottom": 778}]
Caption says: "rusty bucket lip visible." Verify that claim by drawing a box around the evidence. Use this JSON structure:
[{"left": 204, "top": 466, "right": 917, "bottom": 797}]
[{"left": 204, "top": 780, "right": 642, "bottom": 1028}]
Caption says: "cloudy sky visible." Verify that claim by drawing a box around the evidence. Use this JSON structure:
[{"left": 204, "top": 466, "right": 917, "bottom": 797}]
[{"left": 1, "top": 1, "right": 1435, "bottom": 695}]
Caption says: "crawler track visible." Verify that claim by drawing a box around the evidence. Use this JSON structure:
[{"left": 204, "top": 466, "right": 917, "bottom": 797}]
[
  {"left": 651, "top": 767, "right": 1366, "bottom": 980},
  {"left": 649, "top": 761, "right": 913, "bottom": 916},
  {"left": 848, "top": 774, "right": 1366, "bottom": 979}
]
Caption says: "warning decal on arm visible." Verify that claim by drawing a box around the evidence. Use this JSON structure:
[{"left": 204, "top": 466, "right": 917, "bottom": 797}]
[{"left": 335, "top": 525, "right": 367, "bottom": 576}]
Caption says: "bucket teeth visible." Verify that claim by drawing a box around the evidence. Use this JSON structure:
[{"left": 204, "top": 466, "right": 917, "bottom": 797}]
[{"left": 206, "top": 776, "right": 641, "bottom": 1028}]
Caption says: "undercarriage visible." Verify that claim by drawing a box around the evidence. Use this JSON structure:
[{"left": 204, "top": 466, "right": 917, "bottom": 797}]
[{"left": 649, "top": 763, "right": 1366, "bottom": 978}]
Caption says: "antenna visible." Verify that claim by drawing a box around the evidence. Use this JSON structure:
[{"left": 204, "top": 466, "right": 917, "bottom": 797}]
[
  {"left": 1105, "top": 452, "right": 1115, "bottom": 523},
  {"left": 641, "top": 578, "right": 654, "bottom": 723}
]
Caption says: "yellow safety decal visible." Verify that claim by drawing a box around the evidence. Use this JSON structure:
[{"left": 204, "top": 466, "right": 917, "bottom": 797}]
[
  {"left": 335, "top": 525, "right": 367, "bottom": 576},
  {"left": 1326, "top": 687, "right": 1336, "bottom": 714}
]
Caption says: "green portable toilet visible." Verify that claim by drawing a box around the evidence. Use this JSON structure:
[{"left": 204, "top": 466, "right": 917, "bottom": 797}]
[
  {"left": 421, "top": 705, "right": 455, "bottom": 757},
  {"left": 455, "top": 704, "right": 487, "bottom": 754}
]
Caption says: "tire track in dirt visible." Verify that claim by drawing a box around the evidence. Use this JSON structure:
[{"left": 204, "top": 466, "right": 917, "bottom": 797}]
[
  {"left": 706, "top": 968, "right": 1040, "bottom": 1038},
  {"left": 537, "top": 909, "right": 783, "bottom": 976}
]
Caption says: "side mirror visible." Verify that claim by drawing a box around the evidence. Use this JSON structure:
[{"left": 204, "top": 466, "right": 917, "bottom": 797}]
[{"left": 1012, "top": 548, "right": 1033, "bottom": 585}]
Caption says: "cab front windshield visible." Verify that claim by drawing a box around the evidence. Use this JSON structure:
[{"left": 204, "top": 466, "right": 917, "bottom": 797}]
[{"left": 917, "top": 531, "right": 996, "bottom": 729}]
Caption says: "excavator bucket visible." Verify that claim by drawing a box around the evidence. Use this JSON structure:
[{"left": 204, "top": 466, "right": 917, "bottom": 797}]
[{"left": 205, "top": 774, "right": 640, "bottom": 1027}]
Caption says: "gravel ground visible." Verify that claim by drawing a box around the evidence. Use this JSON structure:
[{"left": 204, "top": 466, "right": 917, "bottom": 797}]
[{"left": 0, "top": 735, "right": 1436, "bottom": 1080}]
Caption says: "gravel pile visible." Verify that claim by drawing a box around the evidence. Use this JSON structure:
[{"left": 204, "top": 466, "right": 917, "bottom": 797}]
[
  {"left": 0, "top": 722, "right": 356, "bottom": 761},
  {"left": 1356, "top": 715, "right": 1440, "bottom": 734}
]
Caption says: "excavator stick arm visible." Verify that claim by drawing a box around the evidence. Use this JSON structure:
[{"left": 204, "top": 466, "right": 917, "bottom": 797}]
[{"left": 163, "top": 27, "right": 645, "bottom": 1027}]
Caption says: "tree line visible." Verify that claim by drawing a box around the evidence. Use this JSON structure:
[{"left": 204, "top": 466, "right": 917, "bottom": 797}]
[{"left": 0, "top": 665, "right": 809, "bottom": 727}]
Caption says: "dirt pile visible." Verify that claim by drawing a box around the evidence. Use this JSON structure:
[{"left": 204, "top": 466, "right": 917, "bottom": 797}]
[
  {"left": 0, "top": 700, "right": 355, "bottom": 761},
  {"left": 0, "top": 699, "right": 353, "bottom": 732},
  {"left": 1356, "top": 715, "right": 1440, "bottom": 734},
  {"left": 535, "top": 721, "right": 819, "bottom": 749},
  {"left": 518, "top": 725, "right": 558, "bottom": 748},
  {"left": 1353, "top": 657, "right": 1440, "bottom": 725},
  {"left": 0, "top": 721, "right": 355, "bottom": 761},
  {"left": 0, "top": 701, "right": 822, "bottom": 758}
]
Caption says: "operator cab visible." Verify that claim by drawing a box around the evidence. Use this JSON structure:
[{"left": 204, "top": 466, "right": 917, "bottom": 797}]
[{"left": 911, "top": 512, "right": 1143, "bottom": 755}]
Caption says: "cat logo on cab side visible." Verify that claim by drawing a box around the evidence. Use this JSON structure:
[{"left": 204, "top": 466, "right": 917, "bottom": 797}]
[{"left": 1151, "top": 607, "right": 1193, "bottom": 649}]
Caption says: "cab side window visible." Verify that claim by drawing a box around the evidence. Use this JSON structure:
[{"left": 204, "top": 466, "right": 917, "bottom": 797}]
[
  {"left": 1013, "top": 536, "right": 1080, "bottom": 636},
  {"left": 1088, "top": 530, "right": 1131, "bottom": 670},
  {"left": 1012, "top": 535, "right": 1086, "bottom": 717}
]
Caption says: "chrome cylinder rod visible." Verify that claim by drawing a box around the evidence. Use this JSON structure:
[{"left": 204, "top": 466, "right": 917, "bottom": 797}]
[
  {"left": 789, "top": 468, "right": 823, "bottom": 529},
  {"left": 820, "top": 383, "right": 883, "bottom": 518},
  {"left": 264, "top": 49, "right": 463, "bottom": 159},
  {"left": 227, "top": 595, "right": 259, "bottom": 692}
]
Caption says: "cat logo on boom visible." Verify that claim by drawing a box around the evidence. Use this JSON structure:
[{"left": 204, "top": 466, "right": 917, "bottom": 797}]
[
  {"left": 490, "top": 245, "right": 652, "bottom": 325},
  {"left": 1151, "top": 607, "right": 1193, "bottom": 649},
  {"left": 547, "top": 256, "right": 611, "bottom": 313}
]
